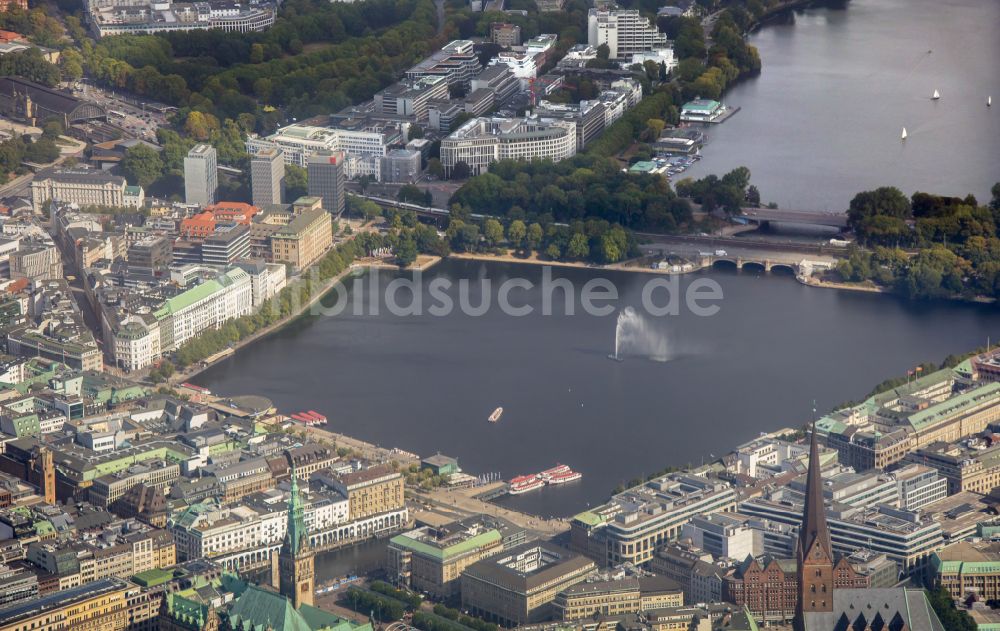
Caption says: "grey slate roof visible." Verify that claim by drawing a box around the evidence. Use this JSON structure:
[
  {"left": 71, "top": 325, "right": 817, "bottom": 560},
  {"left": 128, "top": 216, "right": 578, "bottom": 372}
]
[{"left": 802, "top": 588, "right": 945, "bottom": 631}]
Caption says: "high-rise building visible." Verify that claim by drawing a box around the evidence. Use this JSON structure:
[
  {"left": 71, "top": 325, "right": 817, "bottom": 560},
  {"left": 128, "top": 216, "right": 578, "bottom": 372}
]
[
  {"left": 307, "top": 152, "right": 345, "bottom": 215},
  {"left": 279, "top": 469, "right": 315, "bottom": 609},
  {"left": 184, "top": 144, "right": 218, "bottom": 207},
  {"left": 251, "top": 147, "right": 285, "bottom": 206},
  {"left": 587, "top": 9, "right": 669, "bottom": 59}
]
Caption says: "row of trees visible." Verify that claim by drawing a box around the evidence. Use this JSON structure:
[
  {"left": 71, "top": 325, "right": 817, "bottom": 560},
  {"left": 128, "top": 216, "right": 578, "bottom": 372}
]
[
  {"left": 450, "top": 155, "right": 693, "bottom": 233},
  {"left": 368, "top": 581, "right": 422, "bottom": 609},
  {"left": 835, "top": 185, "right": 1000, "bottom": 299},
  {"left": 342, "top": 587, "right": 407, "bottom": 622},
  {"left": 430, "top": 604, "right": 499, "bottom": 631},
  {"left": 171, "top": 237, "right": 362, "bottom": 368}
]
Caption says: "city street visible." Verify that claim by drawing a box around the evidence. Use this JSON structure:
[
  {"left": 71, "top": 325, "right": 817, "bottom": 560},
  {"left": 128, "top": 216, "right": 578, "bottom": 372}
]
[{"left": 71, "top": 80, "right": 171, "bottom": 142}]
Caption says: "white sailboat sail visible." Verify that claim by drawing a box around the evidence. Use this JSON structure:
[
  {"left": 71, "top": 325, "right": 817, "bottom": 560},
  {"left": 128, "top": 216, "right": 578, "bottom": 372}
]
[
  {"left": 932, "top": 89, "right": 940, "bottom": 99},
  {"left": 901, "top": 127, "right": 908, "bottom": 140}
]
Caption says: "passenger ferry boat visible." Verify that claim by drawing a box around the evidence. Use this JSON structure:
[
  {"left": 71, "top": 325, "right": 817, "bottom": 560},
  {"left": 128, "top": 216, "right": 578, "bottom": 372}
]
[
  {"left": 508, "top": 474, "right": 545, "bottom": 494},
  {"left": 538, "top": 464, "right": 571, "bottom": 480},
  {"left": 488, "top": 407, "right": 503, "bottom": 423},
  {"left": 546, "top": 470, "right": 583, "bottom": 484},
  {"left": 290, "top": 410, "right": 327, "bottom": 426}
]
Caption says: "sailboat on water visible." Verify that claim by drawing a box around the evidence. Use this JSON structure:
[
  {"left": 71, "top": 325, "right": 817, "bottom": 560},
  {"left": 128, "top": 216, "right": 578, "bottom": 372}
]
[
  {"left": 931, "top": 89, "right": 940, "bottom": 100},
  {"left": 989, "top": 96, "right": 993, "bottom": 107},
  {"left": 901, "top": 127, "right": 908, "bottom": 140}
]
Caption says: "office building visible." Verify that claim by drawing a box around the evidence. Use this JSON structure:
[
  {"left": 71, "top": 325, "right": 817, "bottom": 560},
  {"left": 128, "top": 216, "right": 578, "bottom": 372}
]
[
  {"left": 440, "top": 116, "right": 577, "bottom": 177},
  {"left": 570, "top": 472, "right": 737, "bottom": 567},
  {"left": 184, "top": 144, "right": 218, "bottom": 207},
  {"left": 461, "top": 541, "right": 597, "bottom": 626},
  {"left": 820, "top": 370, "right": 1000, "bottom": 470},
  {"left": 906, "top": 438, "right": 1000, "bottom": 495},
  {"left": 469, "top": 65, "right": 521, "bottom": 108},
  {"left": 270, "top": 208, "right": 333, "bottom": 271},
  {"left": 374, "top": 76, "right": 450, "bottom": 121},
  {"left": 388, "top": 517, "right": 507, "bottom": 598},
  {"left": 251, "top": 147, "right": 285, "bottom": 206},
  {"left": 0, "top": 578, "right": 158, "bottom": 631},
  {"left": 9, "top": 243, "right": 62, "bottom": 282},
  {"left": 680, "top": 512, "right": 755, "bottom": 561},
  {"left": 491, "top": 23, "right": 521, "bottom": 47},
  {"left": 931, "top": 539, "right": 1000, "bottom": 602},
  {"left": 202, "top": 225, "right": 251, "bottom": 266},
  {"left": 306, "top": 152, "right": 346, "bottom": 215},
  {"left": 587, "top": 9, "right": 669, "bottom": 59},
  {"left": 246, "top": 122, "right": 400, "bottom": 167},
  {"left": 381, "top": 149, "right": 422, "bottom": 184},
  {"left": 126, "top": 235, "right": 172, "bottom": 276},
  {"left": 405, "top": 40, "right": 482, "bottom": 89},
  {"left": 533, "top": 99, "right": 607, "bottom": 150},
  {"left": 553, "top": 575, "right": 682, "bottom": 621}
]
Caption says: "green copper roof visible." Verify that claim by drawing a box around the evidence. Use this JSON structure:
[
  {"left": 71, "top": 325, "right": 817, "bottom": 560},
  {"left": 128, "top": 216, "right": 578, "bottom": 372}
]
[
  {"left": 299, "top": 605, "right": 371, "bottom": 631},
  {"left": 133, "top": 568, "right": 174, "bottom": 587},
  {"left": 389, "top": 529, "right": 500, "bottom": 562},
  {"left": 286, "top": 468, "right": 307, "bottom": 556},
  {"left": 227, "top": 585, "right": 313, "bottom": 631},
  {"left": 907, "top": 382, "right": 1000, "bottom": 432},
  {"left": 572, "top": 510, "right": 605, "bottom": 527},
  {"left": 155, "top": 279, "right": 224, "bottom": 320}
]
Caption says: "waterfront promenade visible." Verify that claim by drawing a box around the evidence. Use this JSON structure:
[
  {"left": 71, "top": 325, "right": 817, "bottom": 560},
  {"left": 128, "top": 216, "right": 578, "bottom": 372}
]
[{"left": 414, "top": 483, "right": 570, "bottom": 538}]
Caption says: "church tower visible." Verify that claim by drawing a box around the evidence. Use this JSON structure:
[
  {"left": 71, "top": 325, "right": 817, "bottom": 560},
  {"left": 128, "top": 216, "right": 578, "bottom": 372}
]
[
  {"left": 279, "top": 468, "right": 315, "bottom": 609},
  {"left": 794, "top": 423, "right": 834, "bottom": 631}
]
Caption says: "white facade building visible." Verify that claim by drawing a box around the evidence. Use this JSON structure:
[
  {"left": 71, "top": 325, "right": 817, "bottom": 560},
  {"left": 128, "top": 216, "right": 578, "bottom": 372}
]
[
  {"left": 680, "top": 513, "right": 756, "bottom": 562},
  {"left": 246, "top": 123, "right": 396, "bottom": 168},
  {"left": 183, "top": 144, "right": 218, "bottom": 207},
  {"left": 588, "top": 9, "right": 669, "bottom": 60},
  {"left": 440, "top": 116, "right": 577, "bottom": 176}
]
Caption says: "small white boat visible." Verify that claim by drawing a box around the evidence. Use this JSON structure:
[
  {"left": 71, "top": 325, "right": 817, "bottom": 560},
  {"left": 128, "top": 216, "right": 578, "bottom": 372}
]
[
  {"left": 901, "top": 127, "right": 908, "bottom": 140},
  {"left": 989, "top": 96, "right": 993, "bottom": 107},
  {"left": 488, "top": 407, "right": 503, "bottom": 423},
  {"left": 932, "top": 89, "right": 940, "bottom": 100}
]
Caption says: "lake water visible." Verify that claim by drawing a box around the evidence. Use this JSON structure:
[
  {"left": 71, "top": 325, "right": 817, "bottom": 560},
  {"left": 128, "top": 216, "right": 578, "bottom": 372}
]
[
  {"left": 199, "top": 260, "right": 1000, "bottom": 517},
  {"left": 681, "top": 0, "right": 1000, "bottom": 211}
]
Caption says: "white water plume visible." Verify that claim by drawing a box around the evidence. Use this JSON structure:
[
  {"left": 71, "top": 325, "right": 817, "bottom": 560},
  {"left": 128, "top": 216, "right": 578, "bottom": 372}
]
[{"left": 612, "top": 307, "right": 669, "bottom": 362}]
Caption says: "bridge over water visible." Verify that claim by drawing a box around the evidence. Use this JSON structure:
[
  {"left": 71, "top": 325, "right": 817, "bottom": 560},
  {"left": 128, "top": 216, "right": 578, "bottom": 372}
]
[{"left": 739, "top": 208, "right": 849, "bottom": 230}]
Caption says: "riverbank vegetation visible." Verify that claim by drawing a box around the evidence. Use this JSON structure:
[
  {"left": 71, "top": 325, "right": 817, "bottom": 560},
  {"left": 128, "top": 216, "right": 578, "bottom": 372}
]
[
  {"left": 353, "top": 202, "right": 640, "bottom": 266},
  {"left": 834, "top": 184, "right": 1000, "bottom": 299},
  {"left": 167, "top": 236, "right": 363, "bottom": 372}
]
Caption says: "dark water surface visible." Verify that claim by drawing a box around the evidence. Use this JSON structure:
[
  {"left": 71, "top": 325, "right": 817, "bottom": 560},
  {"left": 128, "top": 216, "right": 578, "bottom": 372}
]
[
  {"left": 199, "top": 260, "right": 1000, "bottom": 516},
  {"left": 682, "top": 0, "right": 1000, "bottom": 210}
]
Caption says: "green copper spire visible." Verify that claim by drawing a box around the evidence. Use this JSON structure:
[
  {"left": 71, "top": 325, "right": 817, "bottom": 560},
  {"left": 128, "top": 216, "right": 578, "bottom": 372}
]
[{"left": 285, "top": 467, "right": 307, "bottom": 555}]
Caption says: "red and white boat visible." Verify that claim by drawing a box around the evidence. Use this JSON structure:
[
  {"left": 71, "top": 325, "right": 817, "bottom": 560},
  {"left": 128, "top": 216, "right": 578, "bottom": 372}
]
[
  {"left": 546, "top": 470, "right": 582, "bottom": 484},
  {"left": 290, "top": 411, "right": 325, "bottom": 426},
  {"left": 539, "top": 464, "right": 571, "bottom": 480},
  {"left": 508, "top": 475, "right": 545, "bottom": 495}
]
